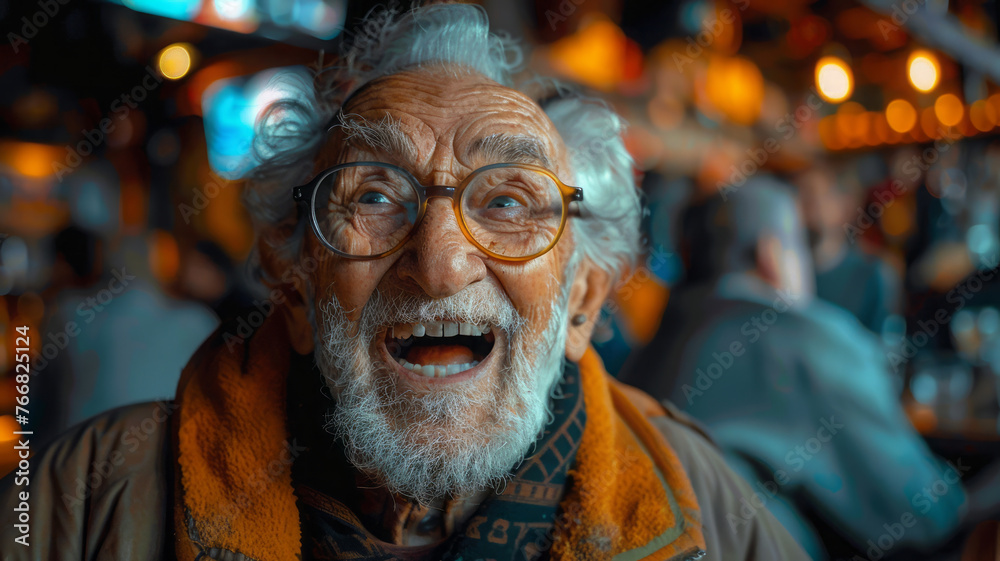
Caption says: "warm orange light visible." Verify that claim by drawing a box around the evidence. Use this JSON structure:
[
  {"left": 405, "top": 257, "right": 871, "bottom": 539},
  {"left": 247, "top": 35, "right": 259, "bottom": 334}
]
[
  {"left": 0, "top": 141, "right": 62, "bottom": 178},
  {"left": 872, "top": 112, "right": 892, "bottom": 144},
  {"left": 704, "top": 55, "right": 764, "bottom": 125},
  {"left": 989, "top": 93, "right": 1000, "bottom": 117},
  {"left": 934, "top": 93, "right": 964, "bottom": 127},
  {"left": 549, "top": 17, "right": 627, "bottom": 91},
  {"left": 0, "top": 415, "right": 20, "bottom": 442},
  {"left": 835, "top": 102, "right": 866, "bottom": 143},
  {"left": 16, "top": 292, "right": 44, "bottom": 324},
  {"left": 921, "top": 107, "right": 940, "bottom": 138},
  {"left": 148, "top": 229, "right": 180, "bottom": 285},
  {"left": 969, "top": 100, "right": 998, "bottom": 132},
  {"left": 815, "top": 56, "right": 854, "bottom": 103},
  {"left": 886, "top": 99, "right": 918, "bottom": 133},
  {"left": 908, "top": 50, "right": 940, "bottom": 93},
  {"left": 157, "top": 43, "right": 193, "bottom": 80},
  {"left": 819, "top": 116, "right": 841, "bottom": 149},
  {"left": 857, "top": 112, "right": 878, "bottom": 145},
  {"left": 882, "top": 199, "right": 914, "bottom": 237}
]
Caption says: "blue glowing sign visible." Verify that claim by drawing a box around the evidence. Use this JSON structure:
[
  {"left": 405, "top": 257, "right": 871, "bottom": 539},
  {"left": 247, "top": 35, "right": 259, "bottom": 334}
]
[
  {"left": 111, "top": 0, "right": 345, "bottom": 41},
  {"left": 202, "top": 65, "right": 318, "bottom": 179},
  {"left": 122, "top": 0, "right": 202, "bottom": 21}
]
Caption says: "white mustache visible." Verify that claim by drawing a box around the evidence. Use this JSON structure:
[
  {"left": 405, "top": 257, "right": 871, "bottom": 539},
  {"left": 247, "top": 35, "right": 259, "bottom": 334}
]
[{"left": 361, "top": 282, "right": 526, "bottom": 337}]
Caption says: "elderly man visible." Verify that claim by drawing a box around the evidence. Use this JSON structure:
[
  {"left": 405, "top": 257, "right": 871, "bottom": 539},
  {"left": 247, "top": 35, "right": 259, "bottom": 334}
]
[
  {"left": 1, "top": 5, "right": 806, "bottom": 560},
  {"left": 621, "top": 178, "right": 967, "bottom": 560}
]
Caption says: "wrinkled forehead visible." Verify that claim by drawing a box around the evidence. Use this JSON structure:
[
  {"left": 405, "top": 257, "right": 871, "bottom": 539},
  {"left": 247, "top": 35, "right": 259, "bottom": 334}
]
[{"left": 331, "top": 67, "right": 570, "bottom": 173}]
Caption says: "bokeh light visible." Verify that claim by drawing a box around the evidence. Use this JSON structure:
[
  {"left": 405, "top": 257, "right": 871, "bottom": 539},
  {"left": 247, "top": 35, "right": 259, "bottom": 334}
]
[
  {"left": 157, "top": 43, "right": 193, "bottom": 80},
  {"left": 818, "top": 115, "right": 842, "bottom": 149},
  {"left": 921, "top": 106, "right": 940, "bottom": 138},
  {"left": 836, "top": 102, "right": 866, "bottom": 145},
  {"left": 0, "top": 416, "right": 20, "bottom": 443},
  {"left": 934, "top": 93, "right": 964, "bottom": 127},
  {"left": 815, "top": 56, "right": 853, "bottom": 103},
  {"left": 969, "top": 100, "right": 998, "bottom": 132},
  {"left": 704, "top": 55, "right": 764, "bottom": 126},
  {"left": 214, "top": 0, "right": 252, "bottom": 20},
  {"left": 885, "top": 99, "right": 917, "bottom": 133},
  {"left": 149, "top": 229, "right": 181, "bottom": 284},
  {"left": 0, "top": 141, "right": 62, "bottom": 178},
  {"left": 908, "top": 50, "right": 940, "bottom": 93}
]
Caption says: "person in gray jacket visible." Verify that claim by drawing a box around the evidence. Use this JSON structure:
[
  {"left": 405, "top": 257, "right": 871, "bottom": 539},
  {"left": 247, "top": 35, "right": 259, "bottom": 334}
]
[{"left": 622, "top": 178, "right": 968, "bottom": 560}]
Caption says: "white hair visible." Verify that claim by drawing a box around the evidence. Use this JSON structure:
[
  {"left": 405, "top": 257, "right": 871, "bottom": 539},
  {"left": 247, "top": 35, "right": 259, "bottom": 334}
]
[{"left": 245, "top": 2, "right": 642, "bottom": 283}]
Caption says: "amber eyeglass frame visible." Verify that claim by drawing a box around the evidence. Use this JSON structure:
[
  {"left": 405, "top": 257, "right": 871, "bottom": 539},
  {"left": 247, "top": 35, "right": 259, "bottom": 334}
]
[{"left": 292, "top": 161, "right": 584, "bottom": 262}]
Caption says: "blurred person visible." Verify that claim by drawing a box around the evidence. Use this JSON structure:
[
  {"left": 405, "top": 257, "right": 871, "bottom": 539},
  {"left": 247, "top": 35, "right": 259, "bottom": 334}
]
[
  {"left": 794, "top": 161, "right": 902, "bottom": 335},
  {"left": 175, "top": 239, "right": 255, "bottom": 323},
  {"left": 621, "top": 177, "right": 967, "bottom": 560},
  {"left": 32, "top": 227, "right": 219, "bottom": 443},
  {"left": 0, "top": 5, "right": 807, "bottom": 560},
  {"left": 31, "top": 226, "right": 104, "bottom": 440}
]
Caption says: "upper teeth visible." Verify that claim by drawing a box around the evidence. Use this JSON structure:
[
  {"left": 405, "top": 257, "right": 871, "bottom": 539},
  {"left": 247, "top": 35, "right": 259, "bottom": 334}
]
[{"left": 391, "top": 321, "right": 489, "bottom": 339}]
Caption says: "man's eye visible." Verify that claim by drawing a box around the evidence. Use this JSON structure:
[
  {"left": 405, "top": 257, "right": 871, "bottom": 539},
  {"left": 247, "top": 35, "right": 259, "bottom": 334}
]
[
  {"left": 359, "top": 191, "right": 391, "bottom": 204},
  {"left": 486, "top": 195, "right": 522, "bottom": 209}
]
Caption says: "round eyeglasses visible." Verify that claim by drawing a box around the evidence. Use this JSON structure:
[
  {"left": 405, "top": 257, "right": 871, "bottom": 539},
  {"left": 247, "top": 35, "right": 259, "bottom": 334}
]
[{"left": 292, "top": 162, "right": 584, "bottom": 262}]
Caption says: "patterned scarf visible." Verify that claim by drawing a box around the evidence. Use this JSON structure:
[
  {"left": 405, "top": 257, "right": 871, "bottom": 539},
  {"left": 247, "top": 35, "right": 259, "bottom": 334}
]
[{"left": 290, "top": 354, "right": 585, "bottom": 561}]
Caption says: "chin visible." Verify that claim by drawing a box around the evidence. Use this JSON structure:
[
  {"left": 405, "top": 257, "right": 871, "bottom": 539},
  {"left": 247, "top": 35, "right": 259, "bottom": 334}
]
[{"left": 313, "top": 283, "right": 570, "bottom": 502}]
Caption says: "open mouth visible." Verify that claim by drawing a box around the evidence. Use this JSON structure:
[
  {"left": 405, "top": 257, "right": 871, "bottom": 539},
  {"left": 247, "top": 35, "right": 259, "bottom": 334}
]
[{"left": 385, "top": 320, "right": 496, "bottom": 378}]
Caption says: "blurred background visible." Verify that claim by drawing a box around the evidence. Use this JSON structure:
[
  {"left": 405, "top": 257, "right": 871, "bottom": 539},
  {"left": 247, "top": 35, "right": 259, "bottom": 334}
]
[{"left": 2, "top": 0, "right": 1000, "bottom": 557}]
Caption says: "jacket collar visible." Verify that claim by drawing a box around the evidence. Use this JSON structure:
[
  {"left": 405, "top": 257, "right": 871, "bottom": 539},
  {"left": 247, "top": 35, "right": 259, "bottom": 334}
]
[{"left": 171, "top": 312, "right": 705, "bottom": 561}]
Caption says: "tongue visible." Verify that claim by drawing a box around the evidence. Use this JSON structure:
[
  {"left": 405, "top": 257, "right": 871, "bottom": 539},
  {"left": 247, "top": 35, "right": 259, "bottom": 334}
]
[{"left": 407, "top": 344, "right": 474, "bottom": 366}]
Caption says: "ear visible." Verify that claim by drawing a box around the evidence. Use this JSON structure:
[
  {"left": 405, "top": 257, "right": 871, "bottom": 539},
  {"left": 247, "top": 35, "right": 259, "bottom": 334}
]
[
  {"left": 257, "top": 223, "right": 315, "bottom": 355},
  {"left": 755, "top": 234, "right": 784, "bottom": 290},
  {"left": 564, "top": 258, "right": 613, "bottom": 362}
]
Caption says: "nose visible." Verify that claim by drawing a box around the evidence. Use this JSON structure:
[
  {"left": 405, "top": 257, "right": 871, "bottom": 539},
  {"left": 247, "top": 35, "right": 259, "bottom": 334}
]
[{"left": 394, "top": 198, "right": 487, "bottom": 298}]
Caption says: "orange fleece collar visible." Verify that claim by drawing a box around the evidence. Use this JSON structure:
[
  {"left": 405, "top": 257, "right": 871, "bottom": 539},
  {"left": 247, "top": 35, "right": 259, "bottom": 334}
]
[{"left": 172, "top": 314, "right": 705, "bottom": 560}]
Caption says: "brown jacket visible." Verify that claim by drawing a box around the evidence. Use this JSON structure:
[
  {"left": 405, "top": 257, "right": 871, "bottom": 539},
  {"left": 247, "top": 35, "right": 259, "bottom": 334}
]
[{"left": 0, "top": 323, "right": 809, "bottom": 560}]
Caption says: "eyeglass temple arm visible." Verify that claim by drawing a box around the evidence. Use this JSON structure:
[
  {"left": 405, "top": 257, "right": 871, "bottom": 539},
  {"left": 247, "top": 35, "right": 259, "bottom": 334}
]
[{"left": 292, "top": 184, "right": 310, "bottom": 203}]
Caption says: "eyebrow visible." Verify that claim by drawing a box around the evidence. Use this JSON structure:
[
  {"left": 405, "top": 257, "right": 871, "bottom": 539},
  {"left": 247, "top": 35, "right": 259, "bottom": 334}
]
[
  {"left": 468, "top": 133, "right": 551, "bottom": 168},
  {"left": 335, "top": 112, "right": 418, "bottom": 161}
]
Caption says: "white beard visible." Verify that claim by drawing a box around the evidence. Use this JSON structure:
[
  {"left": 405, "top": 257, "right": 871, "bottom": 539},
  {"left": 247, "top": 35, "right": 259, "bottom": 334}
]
[{"left": 314, "top": 278, "right": 573, "bottom": 505}]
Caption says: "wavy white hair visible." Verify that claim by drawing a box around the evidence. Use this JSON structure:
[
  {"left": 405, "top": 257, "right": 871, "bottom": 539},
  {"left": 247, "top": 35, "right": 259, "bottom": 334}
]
[{"left": 246, "top": 3, "right": 642, "bottom": 282}]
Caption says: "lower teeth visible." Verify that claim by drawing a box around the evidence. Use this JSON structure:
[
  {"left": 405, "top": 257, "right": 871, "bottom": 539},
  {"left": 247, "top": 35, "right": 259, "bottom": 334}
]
[{"left": 394, "top": 358, "right": 480, "bottom": 377}]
